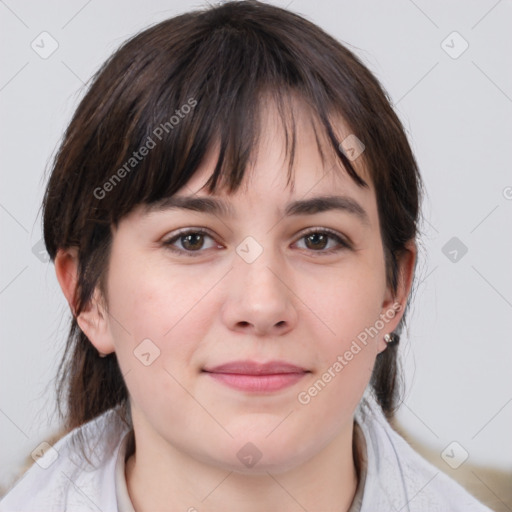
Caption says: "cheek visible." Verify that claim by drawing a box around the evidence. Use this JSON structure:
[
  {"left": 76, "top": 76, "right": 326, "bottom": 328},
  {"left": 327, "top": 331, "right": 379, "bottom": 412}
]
[
  {"left": 107, "top": 253, "right": 203, "bottom": 338},
  {"left": 105, "top": 256, "right": 217, "bottom": 383},
  {"left": 295, "top": 274, "right": 385, "bottom": 422},
  {"left": 106, "top": 261, "right": 208, "bottom": 424},
  {"left": 304, "top": 253, "right": 387, "bottom": 393},
  {"left": 315, "top": 261, "right": 387, "bottom": 343}
]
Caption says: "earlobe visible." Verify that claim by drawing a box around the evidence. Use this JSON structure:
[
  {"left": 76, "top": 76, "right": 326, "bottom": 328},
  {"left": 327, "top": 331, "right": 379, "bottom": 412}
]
[{"left": 54, "top": 248, "right": 115, "bottom": 357}]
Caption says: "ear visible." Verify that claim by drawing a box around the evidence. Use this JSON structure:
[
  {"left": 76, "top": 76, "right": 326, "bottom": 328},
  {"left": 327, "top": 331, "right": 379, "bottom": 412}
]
[
  {"left": 378, "top": 240, "right": 417, "bottom": 353},
  {"left": 54, "top": 247, "right": 115, "bottom": 357}
]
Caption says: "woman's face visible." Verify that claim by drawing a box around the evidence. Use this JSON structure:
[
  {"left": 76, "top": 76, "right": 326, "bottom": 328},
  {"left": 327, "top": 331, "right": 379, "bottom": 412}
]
[{"left": 82, "top": 99, "right": 410, "bottom": 473}]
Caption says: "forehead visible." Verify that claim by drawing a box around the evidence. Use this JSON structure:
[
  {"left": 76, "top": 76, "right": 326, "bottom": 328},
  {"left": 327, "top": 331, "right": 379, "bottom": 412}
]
[
  {"left": 181, "top": 95, "right": 373, "bottom": 205},
  {"left": 129, "top": 92, "right": 378, "bottom": 228}
]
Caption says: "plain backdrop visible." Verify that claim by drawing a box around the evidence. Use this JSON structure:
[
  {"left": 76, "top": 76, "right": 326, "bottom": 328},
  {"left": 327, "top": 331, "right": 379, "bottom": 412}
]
[{"left": 1, "top": 0, "right": 511, "bottom": 506}]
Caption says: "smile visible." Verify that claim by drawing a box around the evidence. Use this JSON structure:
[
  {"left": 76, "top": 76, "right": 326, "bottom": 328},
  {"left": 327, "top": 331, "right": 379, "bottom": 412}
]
[
  {"left": 202, "top": 360, "right": 310, "bottom": 392},
  {"left": 204, "top": 372, "right": 308, "bottom": 392}
]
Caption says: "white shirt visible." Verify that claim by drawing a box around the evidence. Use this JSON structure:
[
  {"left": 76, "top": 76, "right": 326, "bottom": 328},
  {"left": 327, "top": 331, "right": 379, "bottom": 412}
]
[{"left": 0, "top": 390, "right": 493, "bottom": 511}]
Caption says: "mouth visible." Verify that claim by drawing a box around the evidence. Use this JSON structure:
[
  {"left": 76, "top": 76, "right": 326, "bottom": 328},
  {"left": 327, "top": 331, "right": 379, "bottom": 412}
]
[{"left": 202, "top": 360, "right": 311, "bottom": 393}]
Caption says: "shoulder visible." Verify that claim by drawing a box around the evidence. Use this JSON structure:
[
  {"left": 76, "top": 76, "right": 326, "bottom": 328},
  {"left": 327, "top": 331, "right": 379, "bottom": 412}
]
[
  {"left": 0, "top": 407, "right": 130, "bottom": 512},
  {"left": 355, "top": 391, "right": 493, "bottom": 512}
]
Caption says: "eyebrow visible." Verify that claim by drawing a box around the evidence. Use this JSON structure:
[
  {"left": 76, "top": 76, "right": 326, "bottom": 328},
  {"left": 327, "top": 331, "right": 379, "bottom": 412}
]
[{"left": 144, "top": 195, "right": 370, "bottom": 225}]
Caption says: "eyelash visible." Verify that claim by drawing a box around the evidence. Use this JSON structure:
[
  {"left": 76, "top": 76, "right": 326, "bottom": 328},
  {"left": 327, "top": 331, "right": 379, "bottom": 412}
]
[{"left": 162, "top": 227, "right": 352, "bottom": 257}]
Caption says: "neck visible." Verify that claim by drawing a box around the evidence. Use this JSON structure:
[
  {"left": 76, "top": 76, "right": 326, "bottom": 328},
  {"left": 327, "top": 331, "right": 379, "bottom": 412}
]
[{"left": 125, "top": 420, "right": 360, "bottom": 512}]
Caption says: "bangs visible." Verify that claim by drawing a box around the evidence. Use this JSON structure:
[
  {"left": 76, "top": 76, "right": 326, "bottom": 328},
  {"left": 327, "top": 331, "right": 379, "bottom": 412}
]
[{"left": 86, "top": 7, "right": 369, "bottom": 227}]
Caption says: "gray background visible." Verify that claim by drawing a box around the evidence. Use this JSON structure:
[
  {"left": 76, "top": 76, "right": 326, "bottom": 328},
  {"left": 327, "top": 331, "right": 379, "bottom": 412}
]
[{"left": 1, "top": 0, "right": 511, "bottom": 508}]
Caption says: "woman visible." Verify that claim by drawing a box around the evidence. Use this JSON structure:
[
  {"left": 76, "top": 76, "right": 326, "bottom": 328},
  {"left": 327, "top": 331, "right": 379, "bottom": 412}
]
[{"left": 0, "top": 1, "right": 493, "bottom": 510}]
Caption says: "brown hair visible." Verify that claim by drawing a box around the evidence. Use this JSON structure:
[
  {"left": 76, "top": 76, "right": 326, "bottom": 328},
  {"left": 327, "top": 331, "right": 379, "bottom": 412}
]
[{"left": 41, "top": 0, "right": 422, "bottom": 436}]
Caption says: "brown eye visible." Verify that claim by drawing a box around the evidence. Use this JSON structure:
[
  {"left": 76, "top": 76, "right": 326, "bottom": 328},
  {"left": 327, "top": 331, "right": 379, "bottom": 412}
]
[
  {"left": 295, "top": 228, "right": 351, "bottom": 254},
  {"left": 163, "top": 227, "right": 351, "bottom": 258},
  {"left": 304, "top": 232, "right": 329, "bottom": 250},
  {"left": 163, "top": 228, "right": 219, "bottom": 256},
  {"left": 180, "top": 233, "right": 205, "bottom": 251}
]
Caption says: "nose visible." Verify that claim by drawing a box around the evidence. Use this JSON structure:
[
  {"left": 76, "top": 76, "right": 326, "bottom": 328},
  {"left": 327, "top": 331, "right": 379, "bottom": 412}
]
[{"left": 220, "top": 247, "right": 298, "bottom": 337}]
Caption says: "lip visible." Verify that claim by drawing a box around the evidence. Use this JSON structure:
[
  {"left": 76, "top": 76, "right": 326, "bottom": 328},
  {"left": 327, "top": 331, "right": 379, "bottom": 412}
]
[{"left": 202, "top": 360, "right": 310, "bottom": 393}]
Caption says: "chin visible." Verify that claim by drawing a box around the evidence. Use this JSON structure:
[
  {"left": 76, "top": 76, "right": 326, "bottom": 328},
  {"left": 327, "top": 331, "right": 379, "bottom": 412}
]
[{"left": 200, "top": 434, "right": 317, "bottom": 475}]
